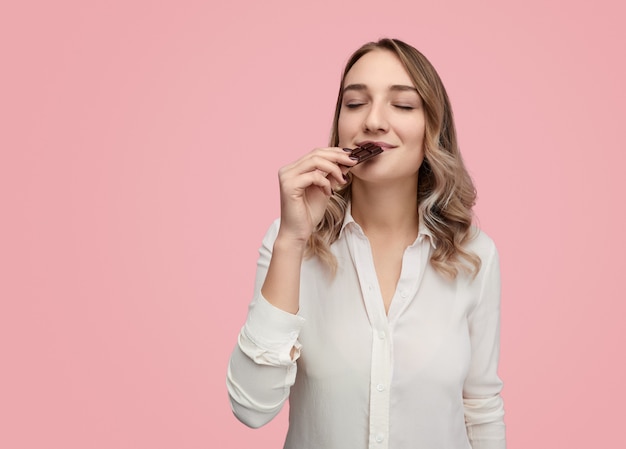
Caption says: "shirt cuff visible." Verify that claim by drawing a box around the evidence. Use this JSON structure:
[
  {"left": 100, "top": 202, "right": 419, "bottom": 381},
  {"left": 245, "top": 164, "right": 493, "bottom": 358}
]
[{"left": 240, "top": 293, "right": 306, "bottom": 366}]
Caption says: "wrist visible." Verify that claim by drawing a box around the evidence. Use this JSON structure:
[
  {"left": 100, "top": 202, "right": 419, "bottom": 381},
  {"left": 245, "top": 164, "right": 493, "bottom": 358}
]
[{"left": 273, "top": 232, "right": 308, "bottom": 255}]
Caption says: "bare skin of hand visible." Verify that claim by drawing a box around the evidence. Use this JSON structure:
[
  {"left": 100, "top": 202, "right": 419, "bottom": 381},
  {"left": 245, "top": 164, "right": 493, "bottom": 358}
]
[
  {"left": 261, "top": 147, "right": 356, "bottom": 316},
  {"left": 276, "top": 147, "right": 356, "bottom": 244}
]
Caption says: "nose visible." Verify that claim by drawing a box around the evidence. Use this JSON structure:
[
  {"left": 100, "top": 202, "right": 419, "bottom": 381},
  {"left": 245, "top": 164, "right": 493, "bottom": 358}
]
[{"left": 363, "top": 102, "right": 388, "bottom": 133}]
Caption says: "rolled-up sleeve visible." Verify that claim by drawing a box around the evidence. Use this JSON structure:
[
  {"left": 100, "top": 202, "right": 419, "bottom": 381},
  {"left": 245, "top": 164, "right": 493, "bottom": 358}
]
[
  {"left": 463, "top": 242, "right": 506, "bottom": 448},
  {"left": 226, "top": 220, "right": 305, "bottom": 428}
]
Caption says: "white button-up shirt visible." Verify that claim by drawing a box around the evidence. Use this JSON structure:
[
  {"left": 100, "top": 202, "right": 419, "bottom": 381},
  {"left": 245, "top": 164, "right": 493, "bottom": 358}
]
[{"left": 227, "top": 209, "right": 505, "bottom": 449}]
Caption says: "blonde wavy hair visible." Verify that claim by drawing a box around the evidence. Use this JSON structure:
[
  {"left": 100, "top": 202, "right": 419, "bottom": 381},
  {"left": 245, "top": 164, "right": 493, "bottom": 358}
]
[{"left": 307, "top": 38, "right": 481, "bottom": 279}]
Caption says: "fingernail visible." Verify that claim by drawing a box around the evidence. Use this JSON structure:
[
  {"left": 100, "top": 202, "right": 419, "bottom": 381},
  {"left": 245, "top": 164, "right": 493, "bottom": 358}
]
[{"left": 342, "top": 148, "right": 352, "bottom": 152}]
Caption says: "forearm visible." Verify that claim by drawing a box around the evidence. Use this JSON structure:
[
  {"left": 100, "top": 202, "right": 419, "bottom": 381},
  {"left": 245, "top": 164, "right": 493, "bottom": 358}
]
[
  {"left": 227, "top": 291, "right": 305, "bottom": 428},
  {"left": 227, "top": 336, "right": 298, "bottom": 428},
  {"left": 261, "top": 234, "right": 307, "bottom": 315},
  {"left": 464, "top": 395, "right": 506, "bottom": 449},
  {"left": 464, "top": 236, "right": 505, "bottom": 448}
]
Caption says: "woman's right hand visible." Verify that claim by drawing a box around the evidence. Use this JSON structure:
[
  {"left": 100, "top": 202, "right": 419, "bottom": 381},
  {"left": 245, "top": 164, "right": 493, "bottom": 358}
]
[{"left": 276, "top": 147, "right": 356, "bottom": 243}]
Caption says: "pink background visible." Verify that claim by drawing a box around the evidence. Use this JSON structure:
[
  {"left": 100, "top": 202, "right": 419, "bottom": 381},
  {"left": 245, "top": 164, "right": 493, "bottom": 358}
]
[{"left": 2, "top": 0, "right": 625, "bottom": 447}]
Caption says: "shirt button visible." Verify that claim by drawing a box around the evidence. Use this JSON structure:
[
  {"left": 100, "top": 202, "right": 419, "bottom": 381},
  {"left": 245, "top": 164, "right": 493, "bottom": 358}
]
[
  {"left": 376, "top": 383, "right": 385, "bottom": 392},
  {"left": 400, "top": 290, "right": 408, "bottom": 298},
  {"left": 376, "top": 433, "right": 385, "bottom": 443},
  {"left": 378, "top": 331, "right": 385, "bottom": 339},
  {"left": 368, "top": 285, "right": 374, "bottom": 292}
]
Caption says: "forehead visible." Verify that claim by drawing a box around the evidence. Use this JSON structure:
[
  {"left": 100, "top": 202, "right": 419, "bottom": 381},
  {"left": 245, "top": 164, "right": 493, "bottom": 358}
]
[{"left": 344, "top": 49, "right": 413, "bottom": 88}]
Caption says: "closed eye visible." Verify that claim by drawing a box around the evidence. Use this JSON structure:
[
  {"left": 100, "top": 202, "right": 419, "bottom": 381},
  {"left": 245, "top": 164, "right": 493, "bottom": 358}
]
[
  {"left": 345, "top": 103, "right": 365, "bottom": 109},
  {"left": 394, "top": 105, "right": 415, "bottom": 111}
]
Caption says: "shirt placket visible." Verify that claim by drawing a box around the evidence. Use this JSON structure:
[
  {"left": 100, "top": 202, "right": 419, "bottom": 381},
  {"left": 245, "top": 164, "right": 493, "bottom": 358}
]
[
  {"left": 346, "top": 229, "right": 391, "bottom": 449},
  {"left": 368, "top": 323, "right": 391, "bottom": 448},
  {"left": 387, "top": 235, "right": 430, "bottom": 322}
]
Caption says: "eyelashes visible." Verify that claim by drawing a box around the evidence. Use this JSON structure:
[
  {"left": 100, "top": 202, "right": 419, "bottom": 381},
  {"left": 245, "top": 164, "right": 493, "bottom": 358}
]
[{"left": 344, "top": 103, "right": 415, "bottom": 111}]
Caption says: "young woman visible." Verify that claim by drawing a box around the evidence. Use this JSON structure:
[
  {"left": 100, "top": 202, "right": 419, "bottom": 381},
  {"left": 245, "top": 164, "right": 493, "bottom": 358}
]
[{"left": 227, "top": 38, "right": 505, "bottom": 449}]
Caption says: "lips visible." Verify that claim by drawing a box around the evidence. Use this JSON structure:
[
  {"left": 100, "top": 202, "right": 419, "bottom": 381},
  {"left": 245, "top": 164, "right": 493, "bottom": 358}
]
[{"left": 356, "top": 141, "right": 396, "bottom": 150}]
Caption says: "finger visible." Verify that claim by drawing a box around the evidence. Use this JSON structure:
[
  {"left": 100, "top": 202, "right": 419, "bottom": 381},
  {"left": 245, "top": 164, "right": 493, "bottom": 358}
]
[
  {"left": 291, "top": 155, "right": 350, "bottom": 185},
  {"left": 279, "top": 148, "right": 356, "bottom": 190},
  {"left": 317, "top": 147, "right": 359, "bottom": 169},
  {"left": 281, "top": 169, "right": 333, "bottom": 196},
  {"left": 297, "top": 148, "right": 357, "bottom": 171}
]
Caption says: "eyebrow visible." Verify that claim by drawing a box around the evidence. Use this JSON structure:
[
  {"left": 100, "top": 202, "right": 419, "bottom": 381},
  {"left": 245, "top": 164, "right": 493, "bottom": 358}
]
[{"left": 343, "top": 83, "right": 419, "bottom": 94}]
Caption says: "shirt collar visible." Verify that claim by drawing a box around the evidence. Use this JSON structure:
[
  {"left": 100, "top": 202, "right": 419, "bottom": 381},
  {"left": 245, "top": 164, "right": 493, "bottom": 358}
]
[{"left": 338, "top": 203, "right": 436, "bottom": 249}]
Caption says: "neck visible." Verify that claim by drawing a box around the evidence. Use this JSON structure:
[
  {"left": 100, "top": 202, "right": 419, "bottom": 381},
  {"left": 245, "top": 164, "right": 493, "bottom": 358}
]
[{"left": 350, "top": 176, "right": 419, "bottom": 238}]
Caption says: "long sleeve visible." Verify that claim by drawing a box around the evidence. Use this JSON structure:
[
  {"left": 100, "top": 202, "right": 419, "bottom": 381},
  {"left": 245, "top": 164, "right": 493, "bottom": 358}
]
[
  {"left": 463, "top": 241, "right": 506, "bottom": 449},
  {"left": 226, "top": 220, "right": 305, "bottom": 428}
]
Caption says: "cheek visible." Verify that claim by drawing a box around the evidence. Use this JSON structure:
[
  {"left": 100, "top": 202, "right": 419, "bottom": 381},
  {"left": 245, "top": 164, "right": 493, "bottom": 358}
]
[
  {"left": 402, "top": 120, "right": 426, "bottom": 145},
  {"left": 338, "top": 111, "right": 363, "bottom": 131},
  {"left": 337, "top": 116, "right": 356, "bottom": 145}
]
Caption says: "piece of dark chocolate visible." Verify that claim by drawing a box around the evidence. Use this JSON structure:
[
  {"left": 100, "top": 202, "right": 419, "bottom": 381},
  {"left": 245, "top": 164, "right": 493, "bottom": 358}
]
[{"left": 348, "top": 142, "right": 383, "bottom": 164}]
